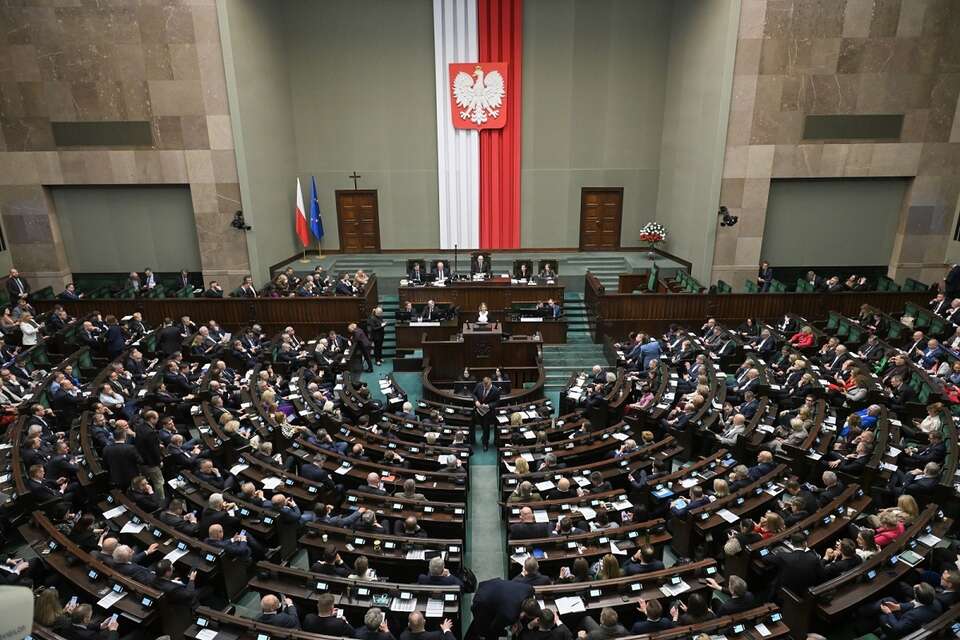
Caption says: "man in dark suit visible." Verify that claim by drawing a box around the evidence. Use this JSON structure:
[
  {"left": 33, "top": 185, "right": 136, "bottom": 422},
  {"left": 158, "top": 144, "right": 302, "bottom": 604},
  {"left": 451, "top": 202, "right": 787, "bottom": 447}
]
[
  {"left": 432, "top": 260, "right": 449, "bottom": 282},
  {"left": 508, "top": 507, "right": 552, "bottom": 540},
  {"left": 466, "top": 578, "right": 535, "bottom": 640},
  {"left": 58, "top": 283, "right": 82, "bottom": 300},
  {"left": 877, "top": 583, "right": 943, "bottom": 637},
  {"left": 747, "top": 450, "right": 776, "bottom": 481},
  {"left": 335, "top": 273, "right": 357, "bottom": 296},
  {"left": 400, "top": 611, "right": 456, "bottom": 640},
  {"left": 417, "top": 556, "right": 464, "bottom": 587},
  {"left": 472, "top": 254, "right": 491, "bottom": 276},
  {"left": 472, "top": 376, "right": 500, "bottom": 451},
  {"left": 135, "top": 410, "right": 165, "bottom": 499},
  {"left": 257, "top": 594, "right": 299, "bottom": 628},
  {"left": 366, "top": 307, "right": 386, "bottom": 366},
  {"left": 407, "top": 262, "right": 425, "bottom": 284},
  {"left": 303, "top": 593, "right": 356, "bottom": 636},
  {"left": 102, "top": 429, "right": 142, "bottom": 489},
  {"left": 769, "top": 532, "right": 824, "bottom": 596},
  {"left": 153, "top": 560, "right": 198, "bottom": 606},
  {"left": 888, "top": 375, "right": 916, "bottom": 412},
  {"left": 348, "top": 321, "right": 373, "bottom": 374},
  {"left": 6, "top": 268, "right": 30, "bottom": 301},
  {"left": 202, "top": 281, "right": 223, "bottom": 298},
  {"left": 157, "top": 318, "right": 183, "bottom": 357},
  {"left": 238, "top": 275, "right": 258, "bottom": 297},
  {"left": 111, "top": 544, "right": 157, "bottom": 584}
]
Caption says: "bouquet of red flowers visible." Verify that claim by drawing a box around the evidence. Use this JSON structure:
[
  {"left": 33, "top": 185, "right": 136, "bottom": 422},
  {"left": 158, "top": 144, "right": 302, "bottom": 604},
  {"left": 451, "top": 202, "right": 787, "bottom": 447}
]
[{"left": 639, "top": 222, "right": 668, "bottom": 247}]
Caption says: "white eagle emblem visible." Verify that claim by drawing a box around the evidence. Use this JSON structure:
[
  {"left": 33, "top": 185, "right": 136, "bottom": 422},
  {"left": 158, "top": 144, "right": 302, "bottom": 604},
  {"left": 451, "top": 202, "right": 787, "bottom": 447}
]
[{"left": 453, "top": 65, "right": 505, "bottom": 126}]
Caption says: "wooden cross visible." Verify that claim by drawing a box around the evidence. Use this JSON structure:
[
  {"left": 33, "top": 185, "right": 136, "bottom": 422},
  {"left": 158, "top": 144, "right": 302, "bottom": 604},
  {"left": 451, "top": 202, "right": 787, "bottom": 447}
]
[{"left": 349, "top": 171, "right": 362, "bottom": 190}]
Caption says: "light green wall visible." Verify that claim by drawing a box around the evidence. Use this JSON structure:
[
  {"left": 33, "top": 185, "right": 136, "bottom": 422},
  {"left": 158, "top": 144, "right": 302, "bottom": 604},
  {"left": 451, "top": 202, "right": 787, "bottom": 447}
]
[
  {"left": 219, "top": 0, "right": 298, "bottom": 277},
  {"left": 761, "top": 178, "right": 909, "bottom": 267},
  {"left": 521, "top": 0, "right": 671, "bottom": 248},
  {"left": 283, "top": 0, "right": 439, "bottom": 251},
  {"left": 51, "top": 186, "right": 201, "bottom": 273},
  {"left": 656, "top": 0, "right": 739, "bottom": 281}
]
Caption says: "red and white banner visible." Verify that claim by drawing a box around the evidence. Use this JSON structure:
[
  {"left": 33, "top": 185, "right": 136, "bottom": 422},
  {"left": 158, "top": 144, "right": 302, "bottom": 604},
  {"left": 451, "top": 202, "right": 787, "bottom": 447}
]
[
  {"left": 433, "top": 0, "right": 521, "bottom": 250},
  {"left": 449, "top": 62, "right": 508, "bottom": 130},
  {"left": 294, "top": 177, "right": 309, "bottom": 247}
]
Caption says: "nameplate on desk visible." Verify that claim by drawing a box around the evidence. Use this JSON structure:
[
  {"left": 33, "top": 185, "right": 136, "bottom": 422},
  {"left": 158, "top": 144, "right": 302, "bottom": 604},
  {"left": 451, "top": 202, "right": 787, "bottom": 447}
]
[
  {"left": 519, "top": 317, "right": 543, "bottom": 322},
  {"left": 409, "top": 322, "right": 441, "bottom": 327}
]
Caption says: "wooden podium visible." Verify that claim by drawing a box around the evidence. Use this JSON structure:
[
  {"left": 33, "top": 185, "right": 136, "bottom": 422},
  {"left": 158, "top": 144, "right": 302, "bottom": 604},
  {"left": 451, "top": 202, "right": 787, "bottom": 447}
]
[
  {"left": 462, "top": 322, "right": 503, "bottom": 367},
  {"left": 422, "top": 322, "right": 542, "bottom": 381}
]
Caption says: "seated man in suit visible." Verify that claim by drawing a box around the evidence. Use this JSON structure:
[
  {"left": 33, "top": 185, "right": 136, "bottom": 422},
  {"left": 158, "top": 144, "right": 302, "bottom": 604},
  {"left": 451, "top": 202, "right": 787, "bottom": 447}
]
[
  {"left": 58, "top": 283, "right": 83, "bottom": 300},
  {"left": 203, "top": 281, "right": 224, "bottom": 298},
  {"left": 408, "top": 262, "right": 426, "bottom": 284},
  {"left": 303, "top": 593, "right": 357, "bottom": 636},
  {"left": 471, "top": 254, "right": 491, "bottom": 277},
  {"left": 417, "top": 556, "right": 463, "bottom": 587},
  {"left": 238, "top": 275, "right": 258, "bottom": 297},
  {"left": 541, "top": 298, "right": 562, "bottom": 319},
  {"left": 257, "top": 594, "right": 300, "bottom": 629},
  {"left": 432, "top": 260, "right": 450, "bottom": 282},
  {"left": 508, "top": 507, "right": 552, "bottom": 539}
]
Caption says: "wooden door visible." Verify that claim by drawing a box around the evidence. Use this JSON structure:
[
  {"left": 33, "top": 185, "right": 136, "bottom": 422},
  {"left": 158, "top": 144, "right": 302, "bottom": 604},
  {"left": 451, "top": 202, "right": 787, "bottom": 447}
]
[
  {"left": 336, "top": 190, "right": 381, "bottom": 252},
  {"left": 579, "top": 187, "right": 623, "bottom": 250}
]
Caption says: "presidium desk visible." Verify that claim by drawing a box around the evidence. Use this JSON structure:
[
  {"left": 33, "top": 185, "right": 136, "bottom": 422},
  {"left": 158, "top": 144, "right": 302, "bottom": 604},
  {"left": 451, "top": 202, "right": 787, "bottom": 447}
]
[
  {"left": 421, "top": 322, "right": 543, "bottom": 389},
  {"left": 396, "top": 277, "right": 566, "bottom": 347}
]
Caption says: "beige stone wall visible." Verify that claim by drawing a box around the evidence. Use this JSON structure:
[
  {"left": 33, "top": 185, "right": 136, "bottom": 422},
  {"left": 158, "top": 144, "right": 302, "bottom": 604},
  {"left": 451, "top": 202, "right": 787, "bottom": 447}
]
[
  {"left": 0, "top": 0, "right": 249, "bottom": 290},
  {"left": 714, "top": 0, "right": 960, "bottom": 288}
]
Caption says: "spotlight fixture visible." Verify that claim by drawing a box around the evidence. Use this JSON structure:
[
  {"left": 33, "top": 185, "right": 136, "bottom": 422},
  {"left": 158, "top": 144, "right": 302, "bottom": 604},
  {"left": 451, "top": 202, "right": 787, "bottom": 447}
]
[
  {"left": 231, "top": 210, "right": 252, "bottom": 231},
  {"left": 718, "top": 206, "right": 739, "bottom": 227}
]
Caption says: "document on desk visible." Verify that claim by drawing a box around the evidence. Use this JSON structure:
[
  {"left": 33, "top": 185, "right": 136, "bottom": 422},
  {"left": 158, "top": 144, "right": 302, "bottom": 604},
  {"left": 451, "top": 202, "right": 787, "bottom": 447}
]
[
  {"left": 533, "top": 510, "right": 550, "bottom": 523},
  {"left": 754, "top": 622, "right": 772, "bottom": 637},
  {"left": 163, "top": 547, "right": 190, "bottom": 564},
  {"left": 120, "top": 521, "right": 145, "bottom": 534},
  {"left": 102, "top": 505, "right": 127, "bottom": 520},
  {"left": 554, "top": 596, "right": 585, "bottom": 614},
  {"left": 680, "top": 478, "right": 699, "bottom": 489},
  {"left": 391, "top": 597, "right": 417, "bottom": 613},
  {"left": 716, "top": 508, "right": 740, "bottom": 523},
  {"left": 611, "top": 432, "right": 629, "bottom": 441},
  {"left": 96, "top": 590, "right": 125, "bottom": 610},
  {"left": 917, "top": 532, "right": 942, "bottom": 547},
  {"left": 577, "top": 507, "right": 596, "bottom": 521},
  {"left": 260, "top": 476, "right": 284, "bottom": 489},
  {"left": 229, "top": 463, "right": 249, "bottom": 476},
  {"left": 195, "top": 629, "right": 219, "bottom": 640},
  {"left": 659, "top": 579, "right": 691, "bottom": 597},
  {"left": 405, "top": 549, "right": 426, "bottom": 560},
  {"left": 609, "top": 541, "right": 627, "bottom": 556},
  {"left": 536, "top": 480, "right": 555, "bottom": 492},
  {"left": 426, "top": 598, "right": 445, "bottom": 618}
]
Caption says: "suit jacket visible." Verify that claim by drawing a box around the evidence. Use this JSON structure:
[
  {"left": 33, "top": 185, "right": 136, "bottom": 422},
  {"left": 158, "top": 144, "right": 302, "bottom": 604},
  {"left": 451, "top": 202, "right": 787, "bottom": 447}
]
[
  {"left": 472, "top": 257, "right": 491, "bottom": 275},
  {"left": 102, "top": 442, "right": 142, "bottom": 488},
  {"left": 303, "top": 615, "right": 355, "bottom": 637},
  {"left": 770, "top": 549, "right": 824, "bottom": 594},
  {"left": 472, "top": 382, "right": 500, "bottom": 412},
  {"left": 508, "top": 521, "right": 551, "bottom": 540},
  {"left": 471, "top": 579, "right": 535, "bottom": 638},
  {"left": 879, "top": 602, "right": 941, "bottom": 636},
  {"left": 256, "top": 605, "right": 300, "bottom": 629},
  {"left": 407, "top": 268, "right": 425, "bottom": 283},
  {"left": 157, "top": 325, "right": 183, "bottom": 356},
  {"left": 431, "top": 266, "right": 449, "bottom": 281},
  {"left": 6, "top": 276, "right": 29, "bottom": 299}
]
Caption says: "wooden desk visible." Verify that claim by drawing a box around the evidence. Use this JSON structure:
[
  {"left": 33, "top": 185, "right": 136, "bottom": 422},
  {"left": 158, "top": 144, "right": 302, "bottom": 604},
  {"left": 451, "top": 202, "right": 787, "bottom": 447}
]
[
  {"left": 399, "top": 279, "right": 564, "bottom": 310},
  {"left": 396, "top": 316, "right": 567, "bottom": 347},
  {"left": 422, "top": 323, "right": 542, "bottom": 380},
  {"left": 34, "top": 276, "right": 379, "bottom": 337}
]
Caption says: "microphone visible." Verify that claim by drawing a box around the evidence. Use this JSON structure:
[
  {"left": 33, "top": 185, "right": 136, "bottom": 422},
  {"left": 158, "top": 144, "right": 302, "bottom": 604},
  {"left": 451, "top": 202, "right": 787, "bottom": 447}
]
[{"left": 454, "top": 244, "right": 459, "bottom": 279}]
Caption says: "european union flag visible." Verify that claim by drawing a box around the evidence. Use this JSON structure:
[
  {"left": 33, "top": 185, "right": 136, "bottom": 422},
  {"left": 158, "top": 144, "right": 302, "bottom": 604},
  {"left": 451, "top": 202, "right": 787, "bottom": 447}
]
[{"left": 309, "top": 176, "right": 324, "bottom": 242}]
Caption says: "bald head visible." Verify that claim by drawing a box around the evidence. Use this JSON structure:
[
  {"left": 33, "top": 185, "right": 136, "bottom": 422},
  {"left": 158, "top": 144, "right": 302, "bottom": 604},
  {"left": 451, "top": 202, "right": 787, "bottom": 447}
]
[
  {"left": 261, "top": 595, "right": 280, "bottom": 613},
  {"left": 408, "top": 611, "right": 426, "bottom": 632},
  {"left": 208, "top": 524, "right": 224, "bottom": 540}
]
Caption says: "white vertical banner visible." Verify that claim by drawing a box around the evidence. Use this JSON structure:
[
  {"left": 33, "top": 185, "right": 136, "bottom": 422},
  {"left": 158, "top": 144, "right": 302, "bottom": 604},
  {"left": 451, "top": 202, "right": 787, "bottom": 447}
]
[{"left": 433, "top": 0, "right": 479, "bottom": 249}]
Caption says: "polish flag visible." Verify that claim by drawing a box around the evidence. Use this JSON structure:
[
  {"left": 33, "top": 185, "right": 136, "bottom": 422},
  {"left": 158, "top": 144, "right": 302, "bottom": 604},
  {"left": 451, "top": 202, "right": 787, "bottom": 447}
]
[{"left": 295, "top": 177, "right": 309, "bottom": 247}]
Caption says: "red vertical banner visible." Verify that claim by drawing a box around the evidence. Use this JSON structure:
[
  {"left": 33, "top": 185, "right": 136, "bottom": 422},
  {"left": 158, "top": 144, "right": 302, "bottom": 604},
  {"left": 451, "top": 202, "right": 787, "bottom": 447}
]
[{"left": 478, "top": 0, "right": 522, "bottom": 249}]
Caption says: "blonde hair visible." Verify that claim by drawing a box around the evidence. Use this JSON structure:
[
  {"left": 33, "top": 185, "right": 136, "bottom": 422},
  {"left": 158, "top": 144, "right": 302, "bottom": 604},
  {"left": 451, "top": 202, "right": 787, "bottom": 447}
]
[
  {"left": 713, "top": 479, "right": 729, "bottom": 497},
  {"left": 510, "top": 412, "right": 524, "bottom": 427},
  {"left": 514, "top": 457, "right": 530, "bottom": 475}
]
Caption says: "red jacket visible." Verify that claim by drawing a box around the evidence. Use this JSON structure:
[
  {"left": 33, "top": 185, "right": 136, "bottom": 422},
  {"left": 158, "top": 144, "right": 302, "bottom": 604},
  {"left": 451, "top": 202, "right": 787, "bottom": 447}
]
[
  {"left": 789, "top": 332, "right": 815, "bottom": 348},
  {"left": 874, "top": 522, "right": 905, "bottom": 547}
]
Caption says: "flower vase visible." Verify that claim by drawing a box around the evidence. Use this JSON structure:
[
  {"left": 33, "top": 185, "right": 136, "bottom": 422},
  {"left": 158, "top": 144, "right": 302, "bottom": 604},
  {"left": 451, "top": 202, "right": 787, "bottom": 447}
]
[{"left": 646, "top": 242, "right": 659, "bottom": 261}]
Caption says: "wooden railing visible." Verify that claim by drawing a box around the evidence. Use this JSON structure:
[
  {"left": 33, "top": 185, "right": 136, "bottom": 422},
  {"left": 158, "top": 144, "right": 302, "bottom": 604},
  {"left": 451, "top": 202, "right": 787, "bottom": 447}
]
[
  {"left": 584, "top": 272, "right": 932, "bottom": 341},
  {"left": 32, "top": 276, "right": 379, "bottom": 336}
]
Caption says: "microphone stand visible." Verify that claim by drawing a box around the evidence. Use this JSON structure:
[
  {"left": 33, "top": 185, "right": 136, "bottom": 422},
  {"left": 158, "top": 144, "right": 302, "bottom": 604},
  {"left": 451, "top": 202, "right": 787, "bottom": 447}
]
[{"left": 454, "top": 244, "right": 459, "bottom": 280}]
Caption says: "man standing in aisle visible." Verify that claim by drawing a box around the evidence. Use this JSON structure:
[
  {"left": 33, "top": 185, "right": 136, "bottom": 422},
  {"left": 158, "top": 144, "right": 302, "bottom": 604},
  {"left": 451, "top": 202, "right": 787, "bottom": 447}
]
[
  {"left": 366, "top": 307, "right": 386, "bottom": 367},
  {"left": 472, "top": 376, "right": 500, "bottom": 452},
  {"left": 347, "top": 322, "right": 373, "bottom": 380}
]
